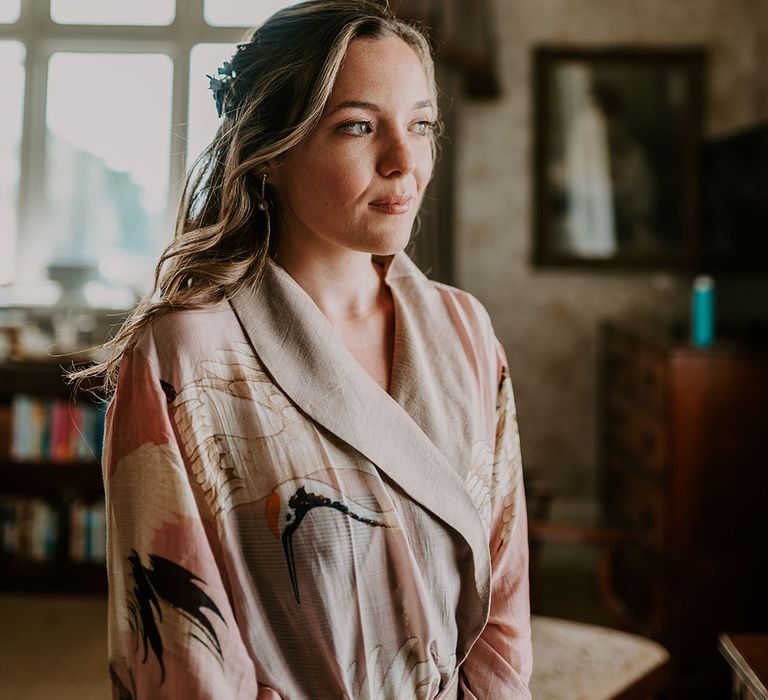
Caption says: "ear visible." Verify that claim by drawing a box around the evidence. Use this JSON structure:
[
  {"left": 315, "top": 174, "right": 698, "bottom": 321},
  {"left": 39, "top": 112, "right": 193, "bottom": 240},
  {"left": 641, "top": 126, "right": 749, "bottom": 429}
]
[{"left": 262, "top": 158, "right": 284, "bottom": 189}]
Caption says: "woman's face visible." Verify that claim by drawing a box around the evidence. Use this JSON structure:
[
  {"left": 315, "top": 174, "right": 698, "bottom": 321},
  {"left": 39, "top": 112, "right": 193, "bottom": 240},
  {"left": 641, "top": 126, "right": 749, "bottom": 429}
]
[{"left": 270, "top": 36, "right": 435, "bottom": 258}]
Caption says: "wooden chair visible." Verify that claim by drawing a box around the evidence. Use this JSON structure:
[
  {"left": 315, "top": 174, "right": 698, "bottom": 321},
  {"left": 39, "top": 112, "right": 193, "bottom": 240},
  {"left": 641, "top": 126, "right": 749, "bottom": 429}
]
[{"left": 526, "top": 477, "right": 671, "bottom": 700}]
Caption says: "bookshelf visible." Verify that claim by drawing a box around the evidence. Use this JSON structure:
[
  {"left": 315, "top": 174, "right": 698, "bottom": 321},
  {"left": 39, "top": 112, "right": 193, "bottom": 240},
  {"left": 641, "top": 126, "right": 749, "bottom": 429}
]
[{"left": 0, "top": 360, "right": 107, "bottom": 595}]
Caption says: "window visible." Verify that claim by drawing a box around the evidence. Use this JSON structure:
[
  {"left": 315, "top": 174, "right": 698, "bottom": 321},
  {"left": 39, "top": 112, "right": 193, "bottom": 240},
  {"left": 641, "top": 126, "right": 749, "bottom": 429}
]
[
  {"left": 204, "top": 0, "right": 306, "bottom": 27},
  {"left": 45, "top": 53, "right": 173, "bottom": 288},
  {"left": 1, "top": 0, "right": 296, "bottom": 297},
  {"left": 50, "top": 0, "right": 175, "bottom": 26},
  {"left": 0, "top": 0, "right": 20, "bottom": 23},
  {"left": 0, "top": 41, "right": 24, "bottom": 285}
]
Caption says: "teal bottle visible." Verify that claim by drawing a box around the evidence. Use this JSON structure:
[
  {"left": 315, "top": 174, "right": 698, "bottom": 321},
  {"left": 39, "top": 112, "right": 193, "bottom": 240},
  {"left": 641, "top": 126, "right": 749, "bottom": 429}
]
[{"left": 691, "top": 275, "right": 715, "bottom": 347}]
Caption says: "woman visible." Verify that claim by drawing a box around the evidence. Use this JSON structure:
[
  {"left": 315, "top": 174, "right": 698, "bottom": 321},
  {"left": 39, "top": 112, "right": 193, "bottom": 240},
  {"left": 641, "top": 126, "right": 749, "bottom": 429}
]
[{"left": 89, "top": 1, "right": 532, "bottom": 697}]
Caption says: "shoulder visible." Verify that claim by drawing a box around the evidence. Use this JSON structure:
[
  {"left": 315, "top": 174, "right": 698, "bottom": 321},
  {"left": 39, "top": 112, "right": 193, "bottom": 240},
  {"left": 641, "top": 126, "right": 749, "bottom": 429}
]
[
  {"left": 389, "top": 252, "right": 495, "bottom": 337},
  {"left": 129, "top": 300, "right": 246, "bottom": 387},
  {"left": 394, "top": 254, "right": 498, "bottom": 345},
  {"left": 432, "top": 280, "right": 494, "bottom": 333},
  {"left": 389, "top": 253, "right": 506, "bottom": 385},
  {"left": 432, "top": 281, "right": 508, "bottom": 388}
]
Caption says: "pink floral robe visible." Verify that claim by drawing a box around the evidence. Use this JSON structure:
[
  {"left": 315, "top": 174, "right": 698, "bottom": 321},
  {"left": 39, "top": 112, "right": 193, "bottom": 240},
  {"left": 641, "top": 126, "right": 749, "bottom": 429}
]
[{"left": 103, "top": 252, "right": 532, "bottom": 699}]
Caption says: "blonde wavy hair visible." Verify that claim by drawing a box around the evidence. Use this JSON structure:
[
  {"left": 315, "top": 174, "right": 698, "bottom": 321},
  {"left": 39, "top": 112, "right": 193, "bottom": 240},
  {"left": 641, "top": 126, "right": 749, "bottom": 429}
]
[{"left": 69, "top": 0, "right": 439, "bottom": 396}]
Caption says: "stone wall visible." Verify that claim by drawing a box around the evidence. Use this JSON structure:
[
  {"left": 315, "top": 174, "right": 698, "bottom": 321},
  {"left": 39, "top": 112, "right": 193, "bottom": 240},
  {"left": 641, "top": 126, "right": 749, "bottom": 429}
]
[{"left": 453, "top": 0, "right": 767, "bottom": 497}]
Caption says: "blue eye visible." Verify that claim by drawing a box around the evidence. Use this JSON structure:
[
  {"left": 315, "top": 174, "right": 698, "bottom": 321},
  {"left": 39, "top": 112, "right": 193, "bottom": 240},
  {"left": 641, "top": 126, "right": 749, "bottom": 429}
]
[
  {"left": 411, "top": 120, "right": 436, "bottom": 136},
  {"left": 338, "top": 121, "right": 372, "bottom": 136}
]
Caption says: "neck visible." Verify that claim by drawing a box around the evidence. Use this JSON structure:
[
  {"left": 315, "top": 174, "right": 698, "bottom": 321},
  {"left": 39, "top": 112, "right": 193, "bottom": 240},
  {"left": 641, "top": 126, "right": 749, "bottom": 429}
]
[{"left": 273, "top": 237, "right": 391, "bottom": 324}]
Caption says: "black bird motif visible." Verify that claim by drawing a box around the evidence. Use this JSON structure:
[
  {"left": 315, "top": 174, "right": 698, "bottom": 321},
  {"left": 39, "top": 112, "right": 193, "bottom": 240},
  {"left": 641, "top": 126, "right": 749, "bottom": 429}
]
[
  {"left": 109, "top": 663, "right": 135, "bottom": 700},
  {"left": 265, "top": 482, "right": 394, "bottom": 605},
  {"left": 126, "top": 550, "right": 226, "bottom": 684}
]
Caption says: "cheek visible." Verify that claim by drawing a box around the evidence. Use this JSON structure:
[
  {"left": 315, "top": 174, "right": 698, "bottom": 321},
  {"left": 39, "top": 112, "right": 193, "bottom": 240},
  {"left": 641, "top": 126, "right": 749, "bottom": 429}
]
[
  {"left": 416, "top": 141, "right": 434, "bottom": 181},
  {"left": 280, "top": 161, "right": 341, "bottom": 213},
  {"left": 423, "top": 158, "right": 434, "bottom": 182},
  {"left": 310, "top": 157, "right": 369, "bottom": 209}
]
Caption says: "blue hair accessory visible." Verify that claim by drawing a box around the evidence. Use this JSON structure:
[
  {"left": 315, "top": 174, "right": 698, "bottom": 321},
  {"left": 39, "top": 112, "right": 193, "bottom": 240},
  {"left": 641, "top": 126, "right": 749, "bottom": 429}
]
[{"left": 207, "top": 60, "right": 237, "bottom": 118}]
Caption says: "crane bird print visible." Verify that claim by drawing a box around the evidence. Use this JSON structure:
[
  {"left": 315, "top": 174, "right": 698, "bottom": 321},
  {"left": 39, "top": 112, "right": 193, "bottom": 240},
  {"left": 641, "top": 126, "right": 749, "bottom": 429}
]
[
  {"left": 265, "top": 478, "right": 397, "bottom": 604},
  {"left": 126, "top": 550, "right": 226, "bottom": 684}
]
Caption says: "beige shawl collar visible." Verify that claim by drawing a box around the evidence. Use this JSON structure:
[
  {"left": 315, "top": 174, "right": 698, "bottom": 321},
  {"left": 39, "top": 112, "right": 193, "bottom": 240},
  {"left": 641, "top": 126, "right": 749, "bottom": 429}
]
[{"left": 229, "top": 252, "right": 491, "bottom": 622}]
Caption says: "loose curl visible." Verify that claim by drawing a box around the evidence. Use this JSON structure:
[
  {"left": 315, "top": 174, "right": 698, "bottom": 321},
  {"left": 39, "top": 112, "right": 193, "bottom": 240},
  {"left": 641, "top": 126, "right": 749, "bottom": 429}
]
[{"left": 69, "top": 0, "right": 440, "bottom": 396}]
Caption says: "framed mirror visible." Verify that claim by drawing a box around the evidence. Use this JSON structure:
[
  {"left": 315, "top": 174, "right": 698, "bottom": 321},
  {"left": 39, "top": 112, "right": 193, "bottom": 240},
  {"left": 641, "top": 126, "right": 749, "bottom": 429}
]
[{"left": 533, "top": 47, "right": 706, "bottom": 269}]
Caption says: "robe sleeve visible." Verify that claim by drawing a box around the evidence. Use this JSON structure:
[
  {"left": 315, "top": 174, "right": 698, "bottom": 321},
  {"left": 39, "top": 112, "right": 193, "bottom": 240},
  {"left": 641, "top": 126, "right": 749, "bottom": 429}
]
[
  {"left": 459, "top": 342, "right": 533, "bottom": 699},
  {"left": 103, "top": 336, "right": 261, "bottom": 700}
]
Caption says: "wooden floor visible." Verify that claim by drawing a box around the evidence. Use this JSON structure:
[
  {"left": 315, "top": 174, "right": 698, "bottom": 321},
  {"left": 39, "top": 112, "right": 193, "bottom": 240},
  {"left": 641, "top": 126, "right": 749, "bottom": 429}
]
[{"left": 0, "top": 594, "right": 109, "bottom": 700}]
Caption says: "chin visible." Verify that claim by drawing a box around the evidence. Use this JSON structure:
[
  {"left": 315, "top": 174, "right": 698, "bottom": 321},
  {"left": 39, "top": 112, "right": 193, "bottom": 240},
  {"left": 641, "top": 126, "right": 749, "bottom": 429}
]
[
  {"left": 373, "top": 239, "right": 410, "bottom": 256},
  {"left": 369, "top": 224, "right": 415, "bottom": 256}
]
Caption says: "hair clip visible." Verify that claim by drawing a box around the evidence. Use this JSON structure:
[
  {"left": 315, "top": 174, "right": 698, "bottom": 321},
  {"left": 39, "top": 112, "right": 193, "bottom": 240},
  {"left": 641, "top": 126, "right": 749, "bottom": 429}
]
[{"left": 207, "top": 60, "right": 237, "bottom": 118}]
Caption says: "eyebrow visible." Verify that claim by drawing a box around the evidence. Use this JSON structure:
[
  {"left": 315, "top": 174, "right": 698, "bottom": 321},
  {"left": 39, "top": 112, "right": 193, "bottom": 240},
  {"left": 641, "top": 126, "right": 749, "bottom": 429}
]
[{"left": 325, "top": 99, "right": 433, "bottom": 116}]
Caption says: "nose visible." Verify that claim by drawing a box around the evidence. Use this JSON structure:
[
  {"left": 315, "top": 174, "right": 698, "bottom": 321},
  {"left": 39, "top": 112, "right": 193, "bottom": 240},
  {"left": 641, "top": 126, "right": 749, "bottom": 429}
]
[{"left": 377, "top": 129, "right": 416, "bottom": 178}]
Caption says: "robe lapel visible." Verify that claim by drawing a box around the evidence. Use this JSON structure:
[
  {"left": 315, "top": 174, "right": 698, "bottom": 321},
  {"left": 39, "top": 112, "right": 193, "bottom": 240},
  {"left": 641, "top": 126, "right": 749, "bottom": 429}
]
[
  {"left": 384, "top": 253, "right": 483, "bottom": 480},
  {"left": 229, "top": 253, "right": 491, "bottom": 610}
]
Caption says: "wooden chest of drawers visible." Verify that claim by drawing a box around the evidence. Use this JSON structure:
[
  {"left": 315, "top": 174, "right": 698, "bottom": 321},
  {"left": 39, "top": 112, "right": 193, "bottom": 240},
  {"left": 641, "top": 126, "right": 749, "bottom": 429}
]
[{"left": 599, "top": 323, "right": 768, "bottom": 699}]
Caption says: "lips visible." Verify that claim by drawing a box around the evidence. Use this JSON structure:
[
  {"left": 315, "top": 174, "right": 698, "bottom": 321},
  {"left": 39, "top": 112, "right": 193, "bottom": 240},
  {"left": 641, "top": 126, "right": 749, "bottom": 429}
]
[{"left": 368, "top": 194, "right": 414, "bottom": 214}]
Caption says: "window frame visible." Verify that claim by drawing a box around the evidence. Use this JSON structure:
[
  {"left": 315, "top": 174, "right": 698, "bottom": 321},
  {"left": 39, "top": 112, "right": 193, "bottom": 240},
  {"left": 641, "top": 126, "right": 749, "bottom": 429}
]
[{"left": 0, "top": 0, "right": 252, "bottom": 286}]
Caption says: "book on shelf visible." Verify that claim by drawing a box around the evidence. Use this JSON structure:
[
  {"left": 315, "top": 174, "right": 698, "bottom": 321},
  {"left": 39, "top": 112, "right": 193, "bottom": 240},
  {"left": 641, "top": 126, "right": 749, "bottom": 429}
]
[
  {"left": 5, "top": 394, "right": 105, "bottom": 464},
  {"left": 68, "top": 499, "right": 106, "bottom": 563},
  {"left": 0, "top": 496, "right": 106, "bottom": 564},
  {"left": 0, "top": 498, "right": 59, "bottom": 561}
]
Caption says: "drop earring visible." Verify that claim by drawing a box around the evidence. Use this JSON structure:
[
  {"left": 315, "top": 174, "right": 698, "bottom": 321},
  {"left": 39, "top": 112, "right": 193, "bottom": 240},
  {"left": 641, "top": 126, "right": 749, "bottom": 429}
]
[{"left": 257, "top": 172, "right": 271, "bottom": 241}]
